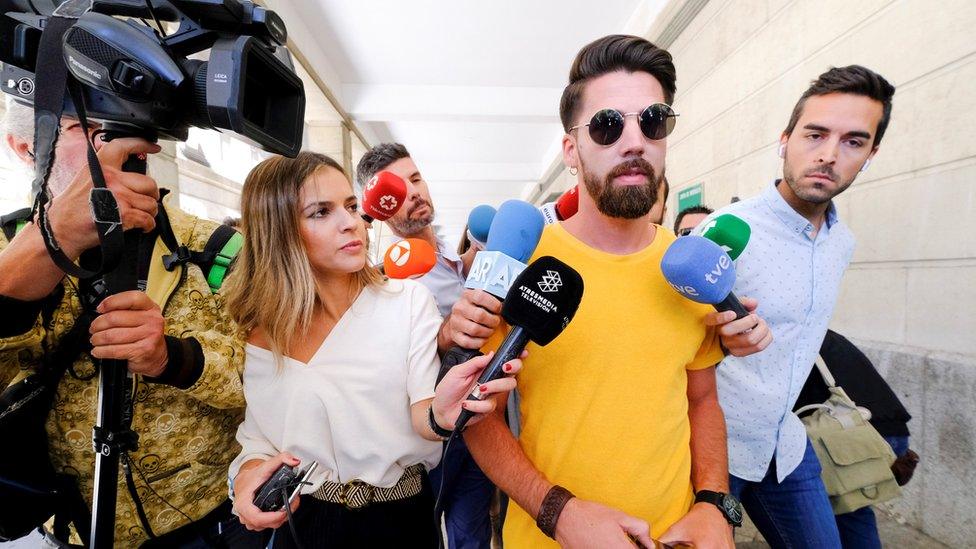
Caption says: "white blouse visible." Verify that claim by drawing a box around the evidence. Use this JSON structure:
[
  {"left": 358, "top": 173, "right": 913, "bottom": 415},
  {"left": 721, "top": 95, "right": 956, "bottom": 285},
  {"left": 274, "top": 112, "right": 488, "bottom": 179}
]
[{"left": 229, "top": 279, "right": 443, "bottom": 491}]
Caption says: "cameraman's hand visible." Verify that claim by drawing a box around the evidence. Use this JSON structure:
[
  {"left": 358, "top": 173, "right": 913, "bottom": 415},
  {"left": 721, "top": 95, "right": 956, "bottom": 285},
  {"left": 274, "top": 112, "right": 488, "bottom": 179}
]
[
  {"left": 89, "top": 291, "right": 167, "bottom": 377},
  {"left": 47, "top": 137, "right": 162, "bottom": 260},
  {"left": 233, "top": 453, "right": 302, "bottom": 531},
  {"left": 554, "top": 498, "right": 654, "bottom": 549}
]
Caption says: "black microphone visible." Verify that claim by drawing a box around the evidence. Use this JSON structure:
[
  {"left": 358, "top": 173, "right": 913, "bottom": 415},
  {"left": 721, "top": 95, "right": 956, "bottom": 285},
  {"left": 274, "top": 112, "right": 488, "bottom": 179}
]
[{"left": 453, "top": 256, "right": 584, "bottom": 432}]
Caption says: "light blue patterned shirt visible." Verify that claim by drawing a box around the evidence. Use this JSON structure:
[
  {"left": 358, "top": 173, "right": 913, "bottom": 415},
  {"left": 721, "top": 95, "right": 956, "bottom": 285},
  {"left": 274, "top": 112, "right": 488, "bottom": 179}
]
[{"left": 704, "top": 180, "right": 855, "bottom": 482}]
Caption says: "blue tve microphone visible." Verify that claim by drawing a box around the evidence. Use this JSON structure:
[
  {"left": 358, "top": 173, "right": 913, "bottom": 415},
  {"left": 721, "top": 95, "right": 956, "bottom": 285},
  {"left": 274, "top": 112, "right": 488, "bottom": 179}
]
[
  {"left": 466, "top": 204, "right": 496, "bottom": 249},
  {"left": 660, "top": 235, "right": 749, "bottom": 319},
  {"left": 465, "top": 200, "right": 544, "bottom": 300}
]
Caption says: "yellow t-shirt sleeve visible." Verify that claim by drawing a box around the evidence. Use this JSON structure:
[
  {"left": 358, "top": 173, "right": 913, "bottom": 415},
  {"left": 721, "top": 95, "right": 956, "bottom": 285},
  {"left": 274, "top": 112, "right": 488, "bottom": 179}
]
[{"left": 685, "top": 322, "right": 725, "bottom": 371}]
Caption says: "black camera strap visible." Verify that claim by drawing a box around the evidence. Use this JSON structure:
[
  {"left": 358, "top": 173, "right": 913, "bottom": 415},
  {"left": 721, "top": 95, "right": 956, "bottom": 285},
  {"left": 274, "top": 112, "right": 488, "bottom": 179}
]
[{"left": 31, "top": 7, "right": 125, "bottom": 282}]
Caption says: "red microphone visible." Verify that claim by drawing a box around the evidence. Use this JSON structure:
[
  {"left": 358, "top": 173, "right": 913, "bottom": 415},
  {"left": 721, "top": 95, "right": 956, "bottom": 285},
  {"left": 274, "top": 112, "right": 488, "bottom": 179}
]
[
  {"left": 363, "top": 171, "right": 407, "bottom": 222},
  {"left": 555, "top": 185, "right": 579, "bottom": 220},
  {"left": 383, "top": 238, "right": 437, "bottom": 279}
]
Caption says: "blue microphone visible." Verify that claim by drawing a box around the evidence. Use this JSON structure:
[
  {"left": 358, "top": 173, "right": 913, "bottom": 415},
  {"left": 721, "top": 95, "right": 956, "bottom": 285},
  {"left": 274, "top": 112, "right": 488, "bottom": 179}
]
[
  {"left": 465, "top": 200, "right": 544, "bottom": 300},
  {"left": 466, "top": 204, "right": 496, "bottom": 249},
  {"left": 660, "top": 236, "right": 749, "bottom": 319}
]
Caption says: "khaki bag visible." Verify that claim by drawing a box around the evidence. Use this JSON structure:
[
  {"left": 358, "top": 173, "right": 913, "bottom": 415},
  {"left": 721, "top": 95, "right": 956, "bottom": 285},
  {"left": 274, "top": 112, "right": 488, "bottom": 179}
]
[{"left": 797, "top": 355, "right": 901, "bottom": 514}]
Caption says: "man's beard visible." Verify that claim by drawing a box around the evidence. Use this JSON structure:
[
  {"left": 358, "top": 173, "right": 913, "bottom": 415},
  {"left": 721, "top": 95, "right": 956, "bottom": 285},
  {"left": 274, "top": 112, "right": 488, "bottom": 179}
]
[
  {"left": 782, "top": 159, "right": 854, "bottom": 205},
  {"left": 581, "top": 157, "right": 660, "bottom": 219},
  {"left": 45, "top": 155, "right": 85, "bottom": 196},
  {"left": 388, "top": 199, "right": 434, "bottom": 235}
]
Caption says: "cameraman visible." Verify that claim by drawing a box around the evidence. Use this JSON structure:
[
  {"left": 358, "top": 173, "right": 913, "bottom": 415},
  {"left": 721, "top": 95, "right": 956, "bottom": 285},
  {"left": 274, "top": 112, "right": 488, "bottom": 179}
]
[{"left": 0, "top": 100, "right": 262, "bottom": 548}]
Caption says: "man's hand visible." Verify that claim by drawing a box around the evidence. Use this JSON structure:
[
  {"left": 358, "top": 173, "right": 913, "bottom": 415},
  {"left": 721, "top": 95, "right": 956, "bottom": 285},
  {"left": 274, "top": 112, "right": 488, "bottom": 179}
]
[
  {"left": 659, "top": 502, "right": 734, "bottom": 549},
  {"left": 705, "top": 296, "right": 772, "bottom": 357},
  {"left": 47, "top": 137, "right": 162, "bottom": 259},
  {"left": 554, "top": 498, "right": 654, "bottom": 549},
  {"left": 233, "top": 453, "right": 302, "bottom": 531},
  {"left": 89, "top": 291, "right": 167, "bottom": 377},
  {"left": 447, "top": 288, "right": 502, "bottom": 349}
]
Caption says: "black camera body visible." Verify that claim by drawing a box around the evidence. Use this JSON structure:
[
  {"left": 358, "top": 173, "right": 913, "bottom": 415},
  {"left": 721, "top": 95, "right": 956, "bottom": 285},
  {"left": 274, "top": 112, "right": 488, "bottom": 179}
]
[
  {"left": 0, "top": 0, "right": 305, "bottom": 156},
  {"left": 253, "top": 460, "right": 318, "bottom": 513}
]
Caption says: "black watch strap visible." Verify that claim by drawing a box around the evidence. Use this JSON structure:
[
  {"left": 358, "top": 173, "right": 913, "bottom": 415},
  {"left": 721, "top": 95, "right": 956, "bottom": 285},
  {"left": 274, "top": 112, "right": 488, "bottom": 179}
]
[
  {"left": 695, "top": 490, "right": 743, "bottom": 527},
  {"left": 427, "top": 404, "right": 454, "bottom": 439}
]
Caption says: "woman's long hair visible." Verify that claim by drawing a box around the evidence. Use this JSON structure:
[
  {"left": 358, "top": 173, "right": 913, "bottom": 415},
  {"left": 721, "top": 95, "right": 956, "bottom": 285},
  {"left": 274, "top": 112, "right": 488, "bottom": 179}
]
[{"left": 225, "top": 152, "right": 385, "bottom": 368}]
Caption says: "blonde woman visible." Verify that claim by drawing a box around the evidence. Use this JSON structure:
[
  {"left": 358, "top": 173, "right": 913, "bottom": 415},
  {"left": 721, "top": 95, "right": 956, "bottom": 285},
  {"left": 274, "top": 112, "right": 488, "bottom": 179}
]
[{"left": 225, "top": 152, "right": 520, "bottom": 547}]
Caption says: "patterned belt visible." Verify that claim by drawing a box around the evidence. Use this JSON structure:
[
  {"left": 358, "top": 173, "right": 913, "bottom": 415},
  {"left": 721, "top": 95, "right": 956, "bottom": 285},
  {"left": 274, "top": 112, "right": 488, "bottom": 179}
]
[{"left": 310, "top": 464, "right": 426, "bottom": 510}]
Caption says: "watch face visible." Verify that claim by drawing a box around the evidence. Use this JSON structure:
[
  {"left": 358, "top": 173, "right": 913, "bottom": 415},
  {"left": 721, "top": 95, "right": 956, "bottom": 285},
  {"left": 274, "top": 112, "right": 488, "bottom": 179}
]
[{"left": 722, "top": 494, "right": 743, "bottom": 525}]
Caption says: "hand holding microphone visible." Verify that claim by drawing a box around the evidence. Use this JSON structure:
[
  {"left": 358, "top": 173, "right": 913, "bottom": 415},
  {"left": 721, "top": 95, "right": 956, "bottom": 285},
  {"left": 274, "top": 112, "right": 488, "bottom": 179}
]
[
  {"left": 660, "top": 236, "right": 771, "bottom": 356},
  {"left": 362, "top": 171, "right": 407, "bottom": 223},
  {"left": 447, "top": 200, "right": 544, "bottom": 351},
  {"left": 453, "top": 255, "right": 584, "bottom": 432}
]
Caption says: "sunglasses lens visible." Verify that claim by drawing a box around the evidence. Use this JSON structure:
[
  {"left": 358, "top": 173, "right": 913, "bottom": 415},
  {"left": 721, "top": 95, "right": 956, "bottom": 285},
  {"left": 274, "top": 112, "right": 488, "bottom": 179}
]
[
  {"left": 640, "top": 104, "right": 677, "bottom": 140},
  {"left": 587, "top": 109, "right": 624, "bottom": 145}
]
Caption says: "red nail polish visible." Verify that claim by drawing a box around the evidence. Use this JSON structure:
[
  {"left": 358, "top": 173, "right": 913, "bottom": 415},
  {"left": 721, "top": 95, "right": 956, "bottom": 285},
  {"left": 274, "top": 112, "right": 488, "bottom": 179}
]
[
  {"left": 503, "top": 364, "right": 511, "bottom": 372},
  {"left": 480, "top": 384, "right": 488, "bottom": 393}
]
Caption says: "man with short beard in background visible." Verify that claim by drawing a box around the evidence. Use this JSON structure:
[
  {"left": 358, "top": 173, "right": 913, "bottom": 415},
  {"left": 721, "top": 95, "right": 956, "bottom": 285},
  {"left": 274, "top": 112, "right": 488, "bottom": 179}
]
[
  {"left": 356, "top": 144, "right": 496, "bottom": 549},
  {"left": 446, "top": 35, "right": 772, "bottom": 548}
]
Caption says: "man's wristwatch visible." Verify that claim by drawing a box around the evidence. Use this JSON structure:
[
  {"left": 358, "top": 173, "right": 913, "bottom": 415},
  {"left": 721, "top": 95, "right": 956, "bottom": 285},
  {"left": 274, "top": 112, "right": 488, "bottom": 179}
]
[{"left": 695, "top": 490, "right": 743, "bottom": 527}]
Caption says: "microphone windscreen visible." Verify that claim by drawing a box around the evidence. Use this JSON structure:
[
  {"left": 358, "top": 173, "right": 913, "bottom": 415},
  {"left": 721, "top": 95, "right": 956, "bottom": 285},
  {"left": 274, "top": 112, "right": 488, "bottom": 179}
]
[
  {"left": 467, "top": 205, "right": 496, "bottom": 245},
  {"left": 555, "top": 185, "right": 579, "bottom": 220},
  {"left": 501, "top": 256, "right": 584, "bottom": 346},
  {"left": 363, "top": 171, "right": 407, "bottom": 221},
  {"left": 486, "top": 200, "right": 545, "bottom": 263},
  {"left": 698, "top": 213, "right": 751, "bottom": 260},
  {"left": 660, "top": 236, "right": 737, "bottom": 305},
  {"left": 383, "top": 238, "right": 437, "bottom": 279}
]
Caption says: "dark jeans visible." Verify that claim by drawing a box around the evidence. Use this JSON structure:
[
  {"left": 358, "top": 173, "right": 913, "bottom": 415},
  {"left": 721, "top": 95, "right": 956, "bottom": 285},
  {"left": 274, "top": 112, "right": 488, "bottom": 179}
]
[
  {"left": 428, "top": 436, "right": 494, "bottom": 549},
  {"left": 833, "top": 435, "right": 910, "bottom": 549},
  {"left": 270, "top": 477, "right": 438, "bottom": 548},
  {"left": 139, "top": 499, "right": 269, "bottom": 549},
  {"left": 730, "top": 439, "right": 842, "bottom": 548}
]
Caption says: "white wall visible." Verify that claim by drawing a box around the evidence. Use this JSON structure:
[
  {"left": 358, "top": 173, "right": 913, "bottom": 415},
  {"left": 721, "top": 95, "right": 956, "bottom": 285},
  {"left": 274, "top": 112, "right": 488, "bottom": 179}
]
[{"left": 658, "top": 0, "right": 976, "bottom": 545}]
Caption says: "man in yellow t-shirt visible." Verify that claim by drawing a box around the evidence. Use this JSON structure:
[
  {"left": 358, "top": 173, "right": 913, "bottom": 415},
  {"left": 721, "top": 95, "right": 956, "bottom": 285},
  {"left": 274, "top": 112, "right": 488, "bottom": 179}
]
[{"left": 446, "top": 35, "right": 772, "bottom": 548}]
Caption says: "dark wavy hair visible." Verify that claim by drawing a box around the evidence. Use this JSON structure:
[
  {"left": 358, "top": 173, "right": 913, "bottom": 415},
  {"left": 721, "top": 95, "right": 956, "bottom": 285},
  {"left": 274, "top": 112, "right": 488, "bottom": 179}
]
[
  {"left": 784, "top": 65, "right": 895, "bottom": 147},
  {"left": 559, "top": 34, "right": 677, "bottom": 132}
]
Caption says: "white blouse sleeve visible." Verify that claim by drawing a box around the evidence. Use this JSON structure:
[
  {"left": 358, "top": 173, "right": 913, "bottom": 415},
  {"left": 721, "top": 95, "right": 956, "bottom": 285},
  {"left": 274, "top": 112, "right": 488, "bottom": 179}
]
[
  {"left": 228, "top": 403, "right": 279, "bottom": 486},
  {"left": 405, "top": 282, "right": 442, "bottom": 404}
]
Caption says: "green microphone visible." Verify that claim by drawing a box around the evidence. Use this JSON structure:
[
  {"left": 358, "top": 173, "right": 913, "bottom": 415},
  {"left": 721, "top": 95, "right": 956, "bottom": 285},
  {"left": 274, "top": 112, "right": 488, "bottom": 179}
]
[{"left": 698, "top": 214, "right": 751, "bottom": 260}]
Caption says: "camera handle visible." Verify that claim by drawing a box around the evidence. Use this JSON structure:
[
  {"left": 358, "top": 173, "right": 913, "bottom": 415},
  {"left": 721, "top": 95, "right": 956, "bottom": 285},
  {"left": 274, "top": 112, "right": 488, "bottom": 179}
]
[{"left": 89, "top": 124, "right": 158, "bottom": 549}]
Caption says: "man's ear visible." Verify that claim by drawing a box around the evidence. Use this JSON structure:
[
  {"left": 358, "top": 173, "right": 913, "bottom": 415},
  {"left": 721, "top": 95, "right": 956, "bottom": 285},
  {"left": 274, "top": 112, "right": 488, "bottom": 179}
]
[
  {"left": 5, "top": 134, "right": 33, "bottom": 166},
  {"left": 562, "top": 133, "right": 579, "bottom": 175},
  {"left": 861, "top": 147, "right": 879, "bottom": 172},
  {"left": 777, "top": 133, "right": 789, "bottom": 159}
]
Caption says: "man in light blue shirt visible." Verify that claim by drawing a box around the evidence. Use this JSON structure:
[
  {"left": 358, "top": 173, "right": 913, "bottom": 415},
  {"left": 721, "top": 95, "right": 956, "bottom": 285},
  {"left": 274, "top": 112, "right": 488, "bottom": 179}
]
[
  {"left": 703, "top": 65, "right": 895, "bottom": 548},
  {"left": 357, "top": 143, "right": 492, "bottom": 549}
]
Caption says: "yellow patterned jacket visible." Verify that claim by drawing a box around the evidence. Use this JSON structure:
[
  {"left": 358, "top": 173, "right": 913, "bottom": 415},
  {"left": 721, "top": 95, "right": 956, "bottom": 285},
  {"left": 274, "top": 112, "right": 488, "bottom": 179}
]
[{"left": 0, "top": 203, "right": 245, "bottom": 546}]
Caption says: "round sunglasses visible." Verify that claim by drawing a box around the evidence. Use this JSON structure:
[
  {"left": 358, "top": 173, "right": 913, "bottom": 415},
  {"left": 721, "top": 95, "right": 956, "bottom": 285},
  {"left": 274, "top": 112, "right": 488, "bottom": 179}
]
[{"left": 569, "top": 103, "right": 679, "bottom": 146}]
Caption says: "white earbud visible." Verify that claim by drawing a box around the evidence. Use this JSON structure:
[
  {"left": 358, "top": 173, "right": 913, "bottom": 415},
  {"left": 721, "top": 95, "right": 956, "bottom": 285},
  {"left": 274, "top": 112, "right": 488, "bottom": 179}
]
[
  {"left": 860, "top": 158, "right": 872, "bottom": 172},
  {"left": 777, "top": 144, "right": 786, "bottom": 158}
]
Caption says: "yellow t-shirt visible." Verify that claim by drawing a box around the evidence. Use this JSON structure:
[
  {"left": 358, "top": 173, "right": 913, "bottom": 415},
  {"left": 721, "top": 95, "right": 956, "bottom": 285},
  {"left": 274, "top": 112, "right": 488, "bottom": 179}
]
[{"left": 500, "top": 222, "right": 725, "bottom": 547}]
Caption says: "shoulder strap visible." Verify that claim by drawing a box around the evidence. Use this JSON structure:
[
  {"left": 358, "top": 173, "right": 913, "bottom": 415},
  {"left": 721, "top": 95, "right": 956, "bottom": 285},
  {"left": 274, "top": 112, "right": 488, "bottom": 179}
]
[
  {"left": 1, "top": 208, "right": 32, "bottom": 241},
  {"left": 813, "top": 353, "right": 837, "bottom": 388},
  {"left": 202, "top": 224, "right": 243, "bottom": 293},
  {"left": 161, "top": 221, "right": 242, "bottom": 293}
]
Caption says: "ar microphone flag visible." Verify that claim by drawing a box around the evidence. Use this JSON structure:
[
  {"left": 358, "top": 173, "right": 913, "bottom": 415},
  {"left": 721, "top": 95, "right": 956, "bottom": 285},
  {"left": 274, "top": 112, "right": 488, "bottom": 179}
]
[
  {"left": 660, "top": 235, "right": 749, "bottom": 319},
  {"left": 383, "top": 238, "right": 436, "bottom": 279},
  {"left": 465, "top": 200, "right": 544, "bottom": 300},
  {"left": 454, "top": 256, "right": 584, "bottom": 432},
  {"left": 697, "top": 213, "right": 751, "bottom": 260},
  {"left": 466, "top": 204, "right": 496, "bottom": 249},
  {"left": 362, "top": 171, "right": 407, "bottom": 223}
]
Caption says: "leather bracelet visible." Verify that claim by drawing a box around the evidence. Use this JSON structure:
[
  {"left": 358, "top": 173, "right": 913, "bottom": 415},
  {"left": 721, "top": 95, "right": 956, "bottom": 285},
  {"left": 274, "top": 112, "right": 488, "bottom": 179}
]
[
  {"left": 536, "top": 485, "right": 575, "bottom": 539},
  {"left": 427, "top": 404, "right": 453, "bottom": 440}
]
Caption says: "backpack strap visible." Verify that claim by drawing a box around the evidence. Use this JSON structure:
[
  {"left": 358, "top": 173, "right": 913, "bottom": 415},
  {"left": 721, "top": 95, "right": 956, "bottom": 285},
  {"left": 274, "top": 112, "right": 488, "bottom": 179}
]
[
  {"left": 1, "top": 208, "right": 32, "bottom": 242},
  {"left": 161, "top": 221, "right": 242, "bottom": 294}
]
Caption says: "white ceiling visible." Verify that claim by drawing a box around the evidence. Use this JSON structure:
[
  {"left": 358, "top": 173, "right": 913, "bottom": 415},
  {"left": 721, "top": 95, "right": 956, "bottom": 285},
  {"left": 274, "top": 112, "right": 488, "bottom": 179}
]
[{"left": 269, "top": 0, "right": 667, "bottom": 243}]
